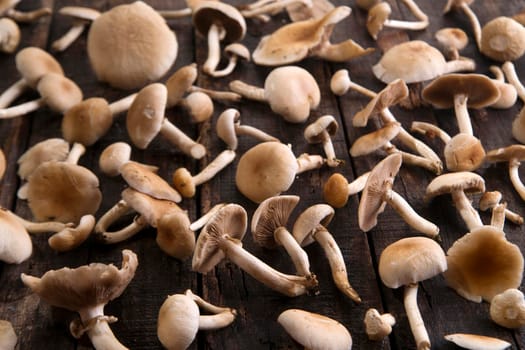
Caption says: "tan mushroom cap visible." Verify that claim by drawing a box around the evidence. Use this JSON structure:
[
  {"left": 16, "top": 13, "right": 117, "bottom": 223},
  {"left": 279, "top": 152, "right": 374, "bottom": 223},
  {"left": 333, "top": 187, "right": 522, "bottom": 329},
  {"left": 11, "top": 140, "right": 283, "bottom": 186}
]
[
  {"left": 293, "top": 203, "right": 334, "bottom": 246},
  {"left": 0, "top": 207, "right": 32, "bottom": 264},
  {"left": 26, "top": 161, "right": 102, "bottom": 224},
  {"left": 157, "top": 293, "right": 200, "bottom": 350},
  {"left": 422, "top": 73, "right": 500, "bottom": 109},
  {"left": 98, "top": 142, "right": 132, "bottom": 177},
  {"left": 17, "top": 138, "right": 69, "bottom": 180},
  {"left": 156, "top": 210, "right": 195, "bottom": 260},
  {"left": 0, "top": 148, "right": 5, "bottom": 181},
  {"left": 435, "top": 27, "right": 469, "bottom": 53},
  {"left": 235, "top": 142, "right": 298, "bottom": 203},
  {"left": 192, "top": 204, "right": 247, "bottom": 273},
  {"left": 87, "top": 1, "right": 178, "bottom": 90},
  {"left": 485, "top": 144, "right": 525, "bottom": 162},
  {"left": 379, "top": 236, "right": 447, "bottom": 288},
  {"left": 15, "top": 47, "right": 64, "bottom": 88},
  {"left": 192, "top": 0, "right": 246, "bottom": 43},
  {"left": 444, "top": 133, "right": 486, "bottom": 171},
  {"left": 490, "top": 288, "right": 525, "bottom": 329},
  {"left": 366, "top": 2, "right": 391, "bottom": 39},
  {"left": 0, "top": 320, "right": 17, "bottom": 350},
  {"left": 323, "top": 173, "right": 350, "bottom": 208},
  {"left": 425, "top": 171, "right": 485, "bottom": 201},
  {"left": 480, "top": 16, "right": 525, "bottom": 62},
  {"left": 20, "top": 249, "right": 138, "bottom": 313},
  {"left": 277, "top": 309, "right": 352, "bottom": 350},
  {"left": 62, "top": 97, "right": 112, "bottom": 146},
  {"left": 349, "top": 122, "right": 401, "bottom": 156},
  {"left": 0, "top": 17, "right": 20, "bottom": 53},
  {"left": 121, "top": 188, "right": 181, "bottom": 227},
  {"left": 216, "top": 108, "right": 239, "bottom": 150},
  {"left": 444, "top": 225, "right": 524, "bottom": 302},
  {"left": 165, "top": 63, "right": 198, "bottom": 107},
  {"left": 36, "top": 73, "right": 83, "bottom": 113},
  {"left": 251, "top": 195, "right": 300, "bottom": 249}
]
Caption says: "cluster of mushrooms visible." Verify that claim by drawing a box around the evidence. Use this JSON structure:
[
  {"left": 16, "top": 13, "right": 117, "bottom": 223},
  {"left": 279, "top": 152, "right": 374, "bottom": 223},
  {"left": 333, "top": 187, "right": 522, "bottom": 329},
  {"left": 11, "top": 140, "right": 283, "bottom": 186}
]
[{"left": 1, "top": 0, "right": 525, "bottom": 349}]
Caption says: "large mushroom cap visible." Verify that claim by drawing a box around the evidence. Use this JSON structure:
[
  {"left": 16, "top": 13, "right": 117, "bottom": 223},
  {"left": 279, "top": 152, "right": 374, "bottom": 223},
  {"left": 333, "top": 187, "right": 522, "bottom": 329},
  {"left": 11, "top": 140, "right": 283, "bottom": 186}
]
[
  {"left": 277, "top": 309, "right": 352, "bottom": 350},
  {"left": 20, "top": 249, "right": 138, "bottom": 313},
  {"left": 444, "top": 225, "right": 524, "bottom": 302},
  {"left": 379, "top": 236, "right": 447, "bottom": 288},
  {"left": 192, "top": 0, "right": 246, "bottom": 43},
  {"left": 87, "top": 1, "right": 178, "bottom": 90},
  {"left": 157, "top": 293, "right": 200, "bottom": 350},
  {"left": 61, "top": 98, "right": 112, "bottom": 146},
  {"left": 481, "top": 16, "right": 525, "bottom": 62},
  {"left": 0, "top": 208, "right": 32, "bottom": 264},
  {"left": 235, "top": 142, "right": 299, "bottom": 203},
  {"left": 15, "top": 47, "right": 64, "bottom": 88}
]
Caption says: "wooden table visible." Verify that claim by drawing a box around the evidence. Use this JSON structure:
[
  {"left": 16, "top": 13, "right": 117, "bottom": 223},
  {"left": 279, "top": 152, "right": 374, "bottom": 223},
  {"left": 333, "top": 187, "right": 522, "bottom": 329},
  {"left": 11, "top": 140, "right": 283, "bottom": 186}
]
[{"left": 1, "top": 0, "right": 525, "bottom": 349}]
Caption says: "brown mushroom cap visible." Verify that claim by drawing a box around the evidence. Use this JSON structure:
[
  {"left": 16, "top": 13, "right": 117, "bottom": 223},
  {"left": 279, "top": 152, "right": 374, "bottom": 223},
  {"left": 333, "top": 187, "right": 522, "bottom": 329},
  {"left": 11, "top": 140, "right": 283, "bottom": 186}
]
[
  {"left": 485, "top": 144, "right": 525, "bottom": 162},
  {"left": 61, "top": 97, "right": 112, "bottom": 146},
  {"left": 15, "top": 47, "right": 64, "bottom": 88},
  {"left": 36, "top": 73, "right": 83, "bottom": 113},
  {"left": 323, "top": 173, "right": 350, "bottom": 208},
  {"left": 87, "top": 1, "right": 178, "bottom": 90},
  {"left": 444, "top": 225, "right": 524, "bottom": 302},
  {"left": 156, "top": 210, "right": 195, "bottom": 260},
  {"left": 0, "top": 207, "right": 33, "bottom": 264},
  {"left": 480, "top": 16, "right": 525, "bottom": 62},
  {"left": 435, "top": 27, "right": 469, "bottom": 53},
  {"left": 444, "top": 133, "right": 486, "bottom": 171},
  {"left": 192, "top": 0, "right": 246, "bottom": 43},
  {"left": 98, "top": 142, "right": 134, "bottom": 177},
  {"left": 235, "top": 142, "right": 298, "bottom": 203},
  {"left": 293, "top": 204, "right": 334, "bottom": 246},
  {"left": 172, "top": 168, "right": 196, "bottom": 199}
]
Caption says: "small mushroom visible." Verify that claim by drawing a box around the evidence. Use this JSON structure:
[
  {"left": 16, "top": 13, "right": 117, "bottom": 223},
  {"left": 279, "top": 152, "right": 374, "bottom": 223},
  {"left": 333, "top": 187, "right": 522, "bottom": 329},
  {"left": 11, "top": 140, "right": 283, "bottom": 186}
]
[
  {"left": 490, "top": 288, "right": 525, "bottom": 329},
  {"left": 0, "top": 320, "right": 17, "bottom": 350},
  {"left": 293, "top": 203, "right": 361, "bottom": 302},
  {"left": 235, "top": 141, "right": 325, "bottom": 203},
  {"left": 435, "top": 27, "right": 469, "bottom": 60},
  {"left": 98, "top": 141, "right": 158, "bottom": 178},
  {"left": 444, "top": 333, "right": 511, "bottom": 350},
  {"left": 158, "top": 289, "right": 237, "bottom": 350},
  {"left": 0, "top": 0, "right": 51, "bottom": 22},
  {"left": 480, "top": 16, "right": 525, "bottom": 62},
  {"left": 304, "top": 115, "right": 342, "bottom": 167},
  {"left": 358, "top": 153, "right": 440, "bottom": 239},
  {"left": 379, "top": 237, "right": 447, "bottom": 350},
  {"left": 208, "top": 43, "right": 250, "bottom": 77},
  {"left": 323, "top": 171, "right": 370, "bottom": 208},
  {"left": 487, "top": 65, "right": 518, "bottom": 109},
  {"left": 51, "top": 6, "right": 100, "bottom": 52},
  {"left": 230, "top": 66, "right": 320, "bottom": 123},
  {"left": 485, "top": 145, "right": 525, "bottom": 201},
  {"left": 364, "top": 308, "right": 396, "bottom": 341},
  {"left": 0, "top": 17, "right": 20, "bottom": 53},
  {"left": 479, "top": 190, "right": 523, "bottom": 225},
  {"left": 21, "top": 249, "right": 138, "bottom": 350},
  {"left": 366, "top": 0, "right": 429, "bottom": 40},
  {"left": 277, "top": 309, "right": 352, "bottom": 350}
]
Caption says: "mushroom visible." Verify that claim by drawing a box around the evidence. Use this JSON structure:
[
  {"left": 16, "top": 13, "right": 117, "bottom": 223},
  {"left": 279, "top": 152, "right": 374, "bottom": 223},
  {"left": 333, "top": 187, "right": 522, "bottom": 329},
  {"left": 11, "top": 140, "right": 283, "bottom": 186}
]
[
  {"left": 251, "top": 195, "right": 315, "bottom": 280},
  {"left": 366, "top": 0, "right": 429, "bottom": 40},
  {"left": 435, "top": 27, "right": 469, "bottom": 60},
  {"left": 178, "top": 91, "right": 214, "bottom": 123},
  {"left": 363, "top": 308, "right": 396, "bottom": 341},
  {"left": 480, "top": 16, "right": 525, "bottom": 62},
  {"left": 425, "top": 171, "right": 485, "bottom": 231},
  {"left": 192, "top": 203, "right": 319, "bottom": 296},
  {"left": 323, "top": 171, "right": 370, "bottom": 208},
  {"left": 252, "top": 6, "right": 373, "bottom": 65},
  {"left": 158, "top": 289, "right": 237, "bottom": 350},
  {"left": 208, "top": 43, "right": 250, "bottom": 78},
  {"left": 487, "top": 65, "right": 518, "bottom": 109},
  {"left": 0, "top": 148, "right": 5, "bottom": 182},
  {"left": 444, "top": 225, "right": 523, "bottom": 302},
  {"left": 126, "top": 83, "right": 206, "bottom": 159},
  {"left": 293, "top": 203, "right": 361, "bottom": 302},
  {"left": 490, "top": 288, "right": 525, "bottom": 329},
  {"left": 87, "top": 1, "right": 178, "bottom": 90},
  {"left": 0, "top": 17, "right": 19, "bottom": 53},
  {"left": 51, "top": 6, "right": 100, "bottom": 52},
  {"left": 235, "top": 141, "right": 325, "bottom": 203},
  {"left": 0, "top": 0, "right": 51, "bottom": 22},
  {"left": 0, "top": 207, "right": 32, "bottom": 263},
  {"left": 379, "top": 236, "right": 447, "bottom": 350},
  {"left": 501, "top": 61, "right": 525, "bottom": 104},
  {"left": 304, "top": 115, "right": 342, "bottom": 167},
  {"left": 0, "top": 47, "right": 63, "bottom": 109},
  {"left": 98, "top": 141, "right": 158, "bottom": 178},
  {"left": 277, "top": 309, "right": 352, "bottom": 350},
  {"left": 172, "top": 149, "right": 236, "bottom": 198},
  {"left": 216, "top": 108, "right": 279, "bottom": 150},
  {"left": 485, "top": 145, "right": 525, "bottom": 201},
  {"left": 444, "top": 333, "right": 511, "bottom": 350},
  {"left": 21, "top": 249, "right": 138, "bottom": 350},
  {"left": 479, "top": 190, "right": 523, "bottom": 225},
  {"left": 442, "top": 0, "right": 481, "bottom": 48},
  {"left": 229, "top": 65, "right": 321, "bottom": 123},
  {"left": 0, "top": 320, "right": 17, "bottom": 350},
  {"left": 358, "top": 153, "right": 440, "bottom": 239}
]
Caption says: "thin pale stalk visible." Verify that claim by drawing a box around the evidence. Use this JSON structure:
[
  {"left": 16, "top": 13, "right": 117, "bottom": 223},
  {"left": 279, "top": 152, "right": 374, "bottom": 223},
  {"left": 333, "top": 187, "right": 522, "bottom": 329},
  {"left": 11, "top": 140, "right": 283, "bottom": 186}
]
[
  {"left": 411, "top": 121, "right": 452, "bottom": 143},
  {"left": 0, "top": 98, "right": 44, "bottom": 119},
  {"left": 6, "top": 7, "right": 51, "bottom": 22},
  {"left": 509, "top": 159, "right": 525, "bottom": 201},
  {"left": 209, "top": 56, "right": 238, "bottom": 78},
  {"left": 192, "top": 150, "right": 236, "bottom": 186},
  {"left": 109, "top": 93, "right": 137, "bottom": 115},
  {"left": 240, "top": 0, "right": 311, "bottom": 18},
  {"left": 451, "top": 190, "right": 483, "bottom": 231},
  {"left": 203, "top": 24, "right": 223, "bottom": 75},
  {"left": 454, "top": 94, "right": 473, "bottom": 135},
  {"left": 235, "top": 124, "right": 279, "bottom": 143},
  {"left": 460, "top": 3, "right": 481, "bottom": 50},
  {"left": 157, "top": 8, "right": 192, "bottom": 18},
  {"left": 190, "top": 203, "right": 227, "bottom": 232},
  {"left": 51, "top": 22, "right": 86, "bottom": 51},
  {"left": 188, "top": 86, "right": 242, "bottom": 103},
  {"left": 384, "top": 19, "right": 428, "bottom": 30},
  {"left": 404, "top": 283, "right": 431, "bottom": 350},
  {"left": 65, "top": 142, "right": 85, "bottom": 164},
  {"left": 348, "top": 172, "right": 370, "bottom": 195},
  {"left": 160, "top": 119, "right": 206, "bottom": 159},
  {"left": 85, "top": 318, "right": 128, "bottom": 350},
  {"left": 274, "top": 227, "right": 312, "bottom": 278},
  {"left": 491, "top": 203, "right": 506, "bottom": 230},
  {"left": 0, "top": 79, "right": 27, "bottom": 109},
  {"left": 296, "top": 154, "right": 325, "bottom": 174},
  {"left": 502, "top": 61, "right": 525, "bottom": 103},
  {"left": 401, "top": 0, "right": 428, "bottom": 22}
]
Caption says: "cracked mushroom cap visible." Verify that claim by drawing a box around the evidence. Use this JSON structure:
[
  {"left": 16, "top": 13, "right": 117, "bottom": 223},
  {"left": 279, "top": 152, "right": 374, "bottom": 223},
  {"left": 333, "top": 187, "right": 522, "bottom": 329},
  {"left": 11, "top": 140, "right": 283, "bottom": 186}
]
[
  {"left": 485, "top": 144, "right": 525, "bottom": 162},
  {"left": 192, "top": 204, "right": 247, "bottom": 273},
  {"left": 293, "top": 203, "right": 334, "bottom": 247},
  {"left": 277, "top": 309, "right": 352, "bottom": 350},
  {"left": 36, "top": 73, "right": 83, "bottom": 113},
  {"left": 15, "top": 47, "right": 64, "bottom": 88},
  {"left": 481, "top": 16, "right": 525, "bottom": 62},
  {"left": 0, "top": 208, "right": 32, "bottom": 264},
  {"left": 444, "top": 225, "right": 524, "bottom": 302},
  {"left": 17, "top": 138, "right": 69, "bottom": 181},
  {"left": 157, "top": 293, "right": 200, "bottom": 350},
  {"left": 21, "top": 250, "right": 138, "bottom": 315},
  {"left": 379, "top": 236, "right": 447, "bottom": 288},
  {"left": 235, "top": 142, "right": 299, "bottom": 203},
  {"left": 26, "top": 161, "right": 102, "bottom": 224},
  {"left": 490, "top": 288, "right": 525, "bottom": 329},
  {"left": 61, "top": 98, "right": 112, "bottom": 146},
  {"left": 251, "top": 195, "right": 300, "bottom": 249},
  {"left": 358, "top": 153, "right": 402, "bottom": 232},
  {"left": 87, "top": 1, "right": 178, "bottom": 90},
  {"left": 425, "top": 171, "right": 485, "bottom": 202},
  {"left": 191, "top": 0, "right": 246, "bottom": 43}
]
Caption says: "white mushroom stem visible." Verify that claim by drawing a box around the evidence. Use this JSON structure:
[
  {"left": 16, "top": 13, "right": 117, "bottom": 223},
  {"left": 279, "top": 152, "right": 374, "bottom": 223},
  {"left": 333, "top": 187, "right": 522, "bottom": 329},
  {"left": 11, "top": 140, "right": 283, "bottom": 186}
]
[
  {"left": 411, "top": 121, "right": 452, "bottom": 144},
  {"left": 274, "top": 226, "right": 312, "bottom": 278},
  {"left": 208, "top": 56, "right": 240, "bottom": 78},
  {"left": 240, "top": 0, "right": 312, "bottom": 18},
  {"left": 0, "top": 97, "right": 44, "bottom": 119},
  {"left": 76, "top": 306, "right": 128, "bottom": 350},
  {"left": 51, "top": 21, "right": 87, "bottom": 52},
  {"left": 349, "top": 172, "right": 370, "bottom": 194},
  {"left": 229, "top": 80, "right": 266, "bottom": 102},
  {"left": 383, "top": 0, "right": 429, "bottom": 30},
  {"left": 453, "top": 94, "right": 473, "bottom": 135},
  {"left": 490, "top": 65, "right": 505, "bottom": 82},
  {"left": 384, "top": 145, "right": 442, "bottom": 175},
  {"left": 13, "top": 215, "right": 70, "bottom": 233},
  {"left": 190, "top": 203, "right": 227, "bottom": 231},
  {"left": 451, "top": 190, "right": 483, "bottom": 231},
  {"left": 185, "top": 290, "right": 237, "bottom": 329},
  {"left": 65, "top": 142, "right": 86, "bottom": 164},
  {"left": 404, "top": 283, "right": 431, "bottom": 350},
  {"left": 94, "top": 200, "right": 148, "bottom": 244},
  {"left": 157, "top": 8, "right": 193, "bottom": 18},
  {"left": 311, "top": 225, "right": 361, "bottom": 302},
  {"left": 0, "top": 79, "right": 27, "bottom": 109},
  {"left": 202, "top": 24, "right": 226, "bottom": 76},
  {"left": 509, "top": 159, "right": 525, "bottom": 201},
  {"left": 502, "top": 61, "right": 525, "bottom": 103},
  {"left": 456, "top": 2, "right": 481, "bottom": 50},
  {"left": 218, "top": 234, "right": 317, "bottom": 297},
  {"left": 296, "top": 153, "right": 325, "bottom": 174},
  {"left": 491, "top": 203, "right": 506, "bottom": 231},
  {"left": 6, "top": 7, "right": 52, "bottom": 22},
  {"left": 188, "top": 86, "right": 242, "bottom": 103},
  {"left": 160, "top": 119, "right": 206, "bottom": 159},
  {"left": 192, "top": 150, "right": 236, "bottom": 187},
  {"left": 108, "top": 93, "right": 138, "bottom": 115}
]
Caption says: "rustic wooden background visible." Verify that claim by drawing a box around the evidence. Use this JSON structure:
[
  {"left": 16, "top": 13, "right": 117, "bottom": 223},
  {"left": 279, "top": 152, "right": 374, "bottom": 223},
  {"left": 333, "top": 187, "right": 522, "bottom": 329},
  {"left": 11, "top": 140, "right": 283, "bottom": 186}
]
[{"left": 1, "top": 0, "right": 525, "bottom": 349}]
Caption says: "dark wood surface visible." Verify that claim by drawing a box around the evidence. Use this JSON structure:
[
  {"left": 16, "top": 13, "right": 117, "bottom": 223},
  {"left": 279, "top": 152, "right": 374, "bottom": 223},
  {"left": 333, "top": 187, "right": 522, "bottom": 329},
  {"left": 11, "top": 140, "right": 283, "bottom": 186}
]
[{"left": 1, "top": 0, "right": 525, "bottom": 349}]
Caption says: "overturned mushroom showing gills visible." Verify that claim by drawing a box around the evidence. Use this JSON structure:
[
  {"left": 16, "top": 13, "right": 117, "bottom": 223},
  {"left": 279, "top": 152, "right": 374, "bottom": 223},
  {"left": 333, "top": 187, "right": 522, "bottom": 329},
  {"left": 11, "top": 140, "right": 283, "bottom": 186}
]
[
  {"left": 490, "top": 288, "right": 525, "bottom": 329},
  {"left": 21, "top": 249, "right": 138, "bottom": 350},
  {"left": 444, "top": 333, "right": 511, "bottom": 350},
  {"left": 278, "top": 309, "right": 352, "bottom": 350},
  {"left": 379, "top": 237, "right": 447, "bottom": 350}
]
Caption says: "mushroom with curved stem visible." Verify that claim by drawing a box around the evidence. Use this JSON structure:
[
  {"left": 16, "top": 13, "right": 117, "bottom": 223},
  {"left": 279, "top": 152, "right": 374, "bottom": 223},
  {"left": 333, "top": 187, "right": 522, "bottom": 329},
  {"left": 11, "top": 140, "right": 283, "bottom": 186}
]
[
  {"left": 444, "top": 333, "right": 511, "bottom": 350},
  {"left": 435, "top": 27, "right": 469, "bottom": 60},
  {"left": 364, "top": 308, "right": 396, "bottom": 341},
  {"left": 126, "top": 83, "right": 206, "bottom": 160},
  {"left": 443, "top": 0, "right": 481, "bottom": 48},
  {"left": 192, "top": 203, "right": 319, "bottom": 297},
  {"left": 488, "top": 65, "right": 518, "bottom": 109},
  {"left": 157, "top": 289, "right": 237, "bottom": 350},
  {"left": 0, "top": 0, "right": 51, "bottom": 22},
  {"left": 0, "top": 320, "right": 17, "bottom": 350},
  {"left": 485, "top": 145, "right": 525, "bottom": 201},
  {"left": 230, "top": 66, "right": 320, "bottom": 123},
  {"left": 0, "top": 47, "right": 64, "bottom": 109},
  {"left": 51, "top": 7, "right": 100, "bottom": 52},
  {"left": 216, "top": 108, "right": 279, "bottom": 150},
  {"left": 172, "top": 149, "right": 236, "bottom": 198},
  {"left": 366, "top": 0, "right": 429, "bottom": 40},
  {"left": 359, "top": 153, "right": 440, "bottom": 239},
  {"left": 21, "top": 249, "right": 138, "bottom": 350},
  {"left": 235, "top": 141, "right": 325, "bottom": 203},
  {"left": 502, "top": 61, "right": 525, "bottom": 104},
  {"left": 208, "top": 43, "right": 250, "bottom": 78},
  {"left": 490, "top": 288, "right": 525, "bottom": 329},
  {"left": 277, "top": 309, "right": 352, "bottom": 350},
  {"left": 323, "top": 171, "right": 370, "bottom": 208},
  {"left": 0, "top": 17, "right": 20, "bottom": 53},
  {"left": 293, "top": 203, "right": 361, "bottom": 303},
  {"left": 379, "top": 236, "right": 447, "bottom": 350},
  {"left": 304, "top": 115, "right": 342, "bottom": 167},
  {"left": 251, "top": 195, "right": 316, "bottom": 281},
  {"left": 479, "top": 190, "right": 523, "bottom": 225},
  {"left": 425, "top": 171, "right": 485, "bottom": 231},
  {"left": 444, "top": 225, "right": 524, "bottom": 303},
  {"left": 252, "top": 6, "right": 373, "bottom": 66}
]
